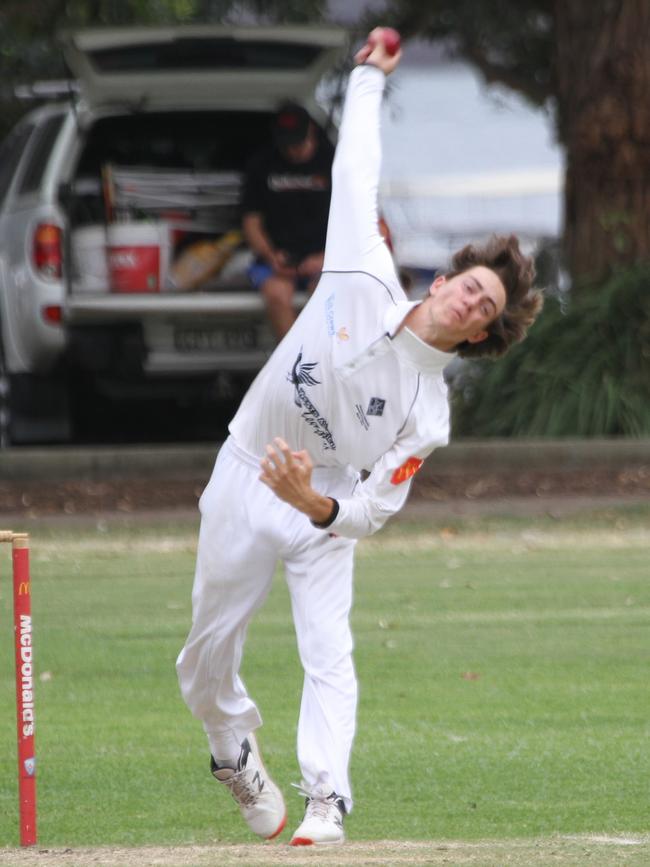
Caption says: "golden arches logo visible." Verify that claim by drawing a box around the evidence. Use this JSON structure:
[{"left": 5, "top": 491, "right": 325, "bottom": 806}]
[
  {"left": 17, "top": 582, "right": 30, "bottom": 596},
  {"left": 390, "top": 457, "right": 424, "bottom": 486}
]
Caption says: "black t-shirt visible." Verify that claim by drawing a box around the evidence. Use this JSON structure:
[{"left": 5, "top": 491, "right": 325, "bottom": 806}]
[{"left": 241, "top": 131, "right": 334, "bottom": 262}]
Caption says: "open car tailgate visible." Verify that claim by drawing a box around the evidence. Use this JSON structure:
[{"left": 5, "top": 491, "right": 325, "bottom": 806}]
[{"left": 59, "top": 25, "right": 348, "bottom": 109}]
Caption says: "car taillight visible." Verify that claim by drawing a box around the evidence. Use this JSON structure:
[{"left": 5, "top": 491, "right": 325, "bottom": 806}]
[
  {"left": 42, "top": 305, "right": 63, "bottom": 324},
  {"left": 33, "top": 223, "right": 63, "bottom": 280}
]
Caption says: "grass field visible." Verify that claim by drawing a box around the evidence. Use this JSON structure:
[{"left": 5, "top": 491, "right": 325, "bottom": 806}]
[{"left": 0, "top": 505, "right": 649, "bottom": 865}]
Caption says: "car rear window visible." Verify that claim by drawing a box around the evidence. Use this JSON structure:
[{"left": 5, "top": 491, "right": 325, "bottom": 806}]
[
  {"left": 0, "top": 122, "right": 35, "bottom": 207},
  {"left": 76, "top": 110, "right": 274, "bottom": 174},
  {"left": 18, "top": 113, "right": 66, "bottom": 194},
  {"left": 87, "top": 38, "right": 322, "bottom": 73}
]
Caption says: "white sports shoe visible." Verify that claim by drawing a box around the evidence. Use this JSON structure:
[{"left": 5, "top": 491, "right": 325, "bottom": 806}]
[
  {"left": 290, "top": 782, "right": 346, "bottom": 846},
  {"left": 211, "top": 733, "right": 286, "bottom": 839}
]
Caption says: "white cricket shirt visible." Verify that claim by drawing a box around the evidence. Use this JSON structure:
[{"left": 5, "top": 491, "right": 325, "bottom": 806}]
[{"left": 230, "top": 65, "right": 453, "bottom": 538}]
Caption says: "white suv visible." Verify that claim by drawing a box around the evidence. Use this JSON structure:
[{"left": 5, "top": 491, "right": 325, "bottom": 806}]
[{"left": 0, "top": 25, "right": 346, "bottom": 444}]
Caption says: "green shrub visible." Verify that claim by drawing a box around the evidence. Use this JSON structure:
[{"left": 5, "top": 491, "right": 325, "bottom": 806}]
[{"left": 452, "top": 265, "right": 650, "bottom": 436}]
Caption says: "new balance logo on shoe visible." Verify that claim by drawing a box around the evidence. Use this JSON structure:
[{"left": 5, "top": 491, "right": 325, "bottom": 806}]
[{"left": 211, "top": 733, "right": 286, "bottom": 840}]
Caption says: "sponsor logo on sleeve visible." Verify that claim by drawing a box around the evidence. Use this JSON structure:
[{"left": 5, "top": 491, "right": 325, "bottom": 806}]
[{"left": 390, "top": 456, "right": 424, "bottom": 485}]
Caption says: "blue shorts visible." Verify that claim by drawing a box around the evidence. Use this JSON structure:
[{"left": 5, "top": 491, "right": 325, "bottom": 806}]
[{"left": 247, "top": 258, "right": 310, "bottom": 291}]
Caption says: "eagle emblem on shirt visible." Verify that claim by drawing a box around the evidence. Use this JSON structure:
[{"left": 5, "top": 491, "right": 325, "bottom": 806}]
[
  {"left": 288, "top": 349, "right": 321, "bottom": 406},
  {"left": 287, "top": 349, "right": 336, "bottom": 451}
]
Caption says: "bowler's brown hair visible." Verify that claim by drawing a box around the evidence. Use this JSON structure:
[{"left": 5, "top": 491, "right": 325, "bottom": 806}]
[{"left": 448, "top": 235, "right": 543, "bottom": 359}]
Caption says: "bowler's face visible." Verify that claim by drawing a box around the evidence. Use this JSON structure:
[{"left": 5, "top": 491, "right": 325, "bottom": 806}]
[{"left": 427, "top": 266, "right": 506, "bottom": 346}]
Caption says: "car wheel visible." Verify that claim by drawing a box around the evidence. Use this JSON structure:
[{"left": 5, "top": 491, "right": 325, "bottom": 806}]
[{"left": 0, "top": 330, "right": 72, "bottom": 446}]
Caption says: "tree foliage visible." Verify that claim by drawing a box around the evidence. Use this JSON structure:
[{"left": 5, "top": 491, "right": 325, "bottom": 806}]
[{"left": 373, "top": 0, "right": 650, "bottom": 284}]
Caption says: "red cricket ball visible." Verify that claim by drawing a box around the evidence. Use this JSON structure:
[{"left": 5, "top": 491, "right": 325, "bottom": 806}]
[{"left": 368, "top": 27, "right": 401, "bottom": 57}]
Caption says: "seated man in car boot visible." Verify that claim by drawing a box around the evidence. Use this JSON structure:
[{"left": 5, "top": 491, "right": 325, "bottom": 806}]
[{"left": 241, "top": 101, "right": 334, "bottom": 341}]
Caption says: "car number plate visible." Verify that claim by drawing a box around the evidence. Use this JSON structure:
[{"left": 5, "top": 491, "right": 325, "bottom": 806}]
[{"left": 174, "top": 326, "right": 257, "bottom": 352}]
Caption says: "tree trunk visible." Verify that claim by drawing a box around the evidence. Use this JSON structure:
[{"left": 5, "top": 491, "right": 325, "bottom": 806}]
[{"left": 555, "top": 0, "right": 650, "bottom": 285}]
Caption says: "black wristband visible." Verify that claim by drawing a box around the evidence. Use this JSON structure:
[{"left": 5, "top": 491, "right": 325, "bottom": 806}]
[{"left": 311, "top": 498, "right": 340, "bottom": 529}]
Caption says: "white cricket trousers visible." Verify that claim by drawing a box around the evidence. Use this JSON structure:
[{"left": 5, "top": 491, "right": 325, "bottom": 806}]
[{"left": 176, "top": 437, "right": 359, "bottom": 811}]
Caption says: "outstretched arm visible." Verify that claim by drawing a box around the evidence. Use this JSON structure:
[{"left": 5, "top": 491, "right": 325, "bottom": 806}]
[{"left": 322, "top": 31, "right": 402, "bottom": 278}]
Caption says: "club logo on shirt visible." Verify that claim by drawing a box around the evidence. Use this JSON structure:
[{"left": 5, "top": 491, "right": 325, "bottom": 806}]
[
  {"left": 367, "top": 397, "right": 385, "bottom": 417},
  {"left": 288, "top": 349, "right": 336, "bottom": 451},
  {"left": 390, "top": 456, "right": 424, "bottom": 485}
]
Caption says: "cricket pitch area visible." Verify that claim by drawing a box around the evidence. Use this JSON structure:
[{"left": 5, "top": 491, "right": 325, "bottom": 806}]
[{"left": 2, "top": 836, "right": 650, "bottom": 866}]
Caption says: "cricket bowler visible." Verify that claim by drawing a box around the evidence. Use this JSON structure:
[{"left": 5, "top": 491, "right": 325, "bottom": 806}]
[{"left": 177, "top": 27, "right": 543, "bottom": 846}]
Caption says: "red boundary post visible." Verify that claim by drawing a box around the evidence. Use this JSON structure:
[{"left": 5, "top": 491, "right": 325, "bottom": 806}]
[{"left": 11, "top": 533, "right": 37, "bottom": 847}]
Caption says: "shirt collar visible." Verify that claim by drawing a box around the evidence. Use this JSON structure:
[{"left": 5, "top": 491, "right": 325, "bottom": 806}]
[{"left": 384, "top": 300, "right": 455, "bottom": 374}]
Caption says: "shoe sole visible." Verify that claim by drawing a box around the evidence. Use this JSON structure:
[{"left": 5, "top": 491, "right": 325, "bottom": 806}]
[
  {"left": 290, "top": 836, "right": 344, "bottom": 846},
  {"left": 266, "top": 813, "right": 287, "bottom": 840}
]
